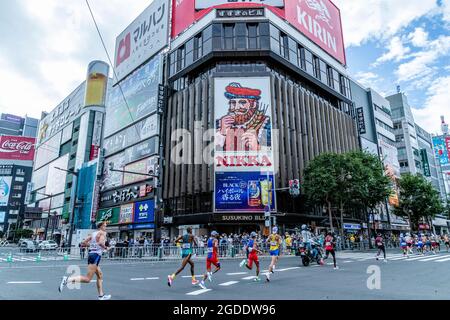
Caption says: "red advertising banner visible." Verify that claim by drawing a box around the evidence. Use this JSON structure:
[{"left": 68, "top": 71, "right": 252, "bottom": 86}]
[
  {"left": 90, "top": 145, "right": 100, "bottom": 161},
  {"left": 446, "top": 137, "right": 450, "bottom": 160},
  {"left": 171, "top": 0, "right": 346, "bottom": 65},
  {"left": 0, "top": 136, "right": 36, "bottom": 161}
]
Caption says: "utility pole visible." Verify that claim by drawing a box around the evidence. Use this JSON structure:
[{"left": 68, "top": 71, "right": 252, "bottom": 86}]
[{"left": 43, "top": 195, "right": 53, "bottom": 240}]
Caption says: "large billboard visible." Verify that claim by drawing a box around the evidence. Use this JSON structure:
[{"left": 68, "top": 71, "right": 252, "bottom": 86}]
[
  {"left": 114, "top": 0, "right": 169, "bottom": 84},
  {"left": 214, "top": 77, "right": 276, "bottom": 213},
  {"left": 0, "top": 176, "right": 12, "bottom": 206},
  {"left": 171, "top": 0, "right": 346, "bottom": 65},
  {"left": 105, "top": 56, "right": 161, "bottom": 137},
  {"left": 0, "top": 136, "right": 35, "bottom": 161},
  {"left": 195, "top": 0, "right": 284, "bottom": 9},
  {"left": 433, "top": 136, "right": 449, "bottom": 165}
]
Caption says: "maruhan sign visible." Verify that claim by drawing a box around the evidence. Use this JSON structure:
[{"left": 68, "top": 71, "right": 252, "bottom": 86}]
[{"left": 285, "top": 0, "right": 346, "bottom": 65}]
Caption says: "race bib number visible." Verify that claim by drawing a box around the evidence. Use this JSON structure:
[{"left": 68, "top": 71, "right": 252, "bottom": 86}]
[
  {"left": 270, "top": 241, "right": 277, "bottom": 246},
  {"left": 207, "top": 247, "right": 213, "bottom": 253},
  {"left": 325, "top": 242, "right": 331, "bottom": 247},
  {"left": 182, "top": 243, "right": 191, "bottom": 249}
]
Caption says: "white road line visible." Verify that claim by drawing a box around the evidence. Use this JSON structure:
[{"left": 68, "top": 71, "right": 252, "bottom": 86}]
[
  {"left": 406, "top": 255, "right": 433, "bottom": 261},
  {"left": 226, "top": 272, "right": 247, "bottom": 275},
  {"left": 182, "top": 275, "right": 203, "bottom": 278},
  {"left": 7, "top": 281, "right": 42, "bottom": 284},
  {"left": 436, "top": 257, "right": 450, "bottom": 262},
  {"left": 219, "top": 281, "right": 239, "bottom": 286},
  {"left": 242, "top": 276, "right": 256, "bottom": 280},
  {"left": 146, "top": 277, "right": 159, "bottom": 280},
  {"left": 312, "top": 265, "right": 321, "bottom": 267},
  {"left": 343, "top": 261, "right": 352, "bottom": 263},
  {"left": 419, "top": 255, "right": 450, "bottom": 262},
  {"left": 130, "top": 278, "right": 145, "bottom": 281},
  {"left": 388, "top": 256, "right": 407, "bottom": 261},
  {"left": 186, "top": 288, "right": 212, "bottom": 296},
  {"left": 276, "top": 267, "right": 301, "bottom": 271}
]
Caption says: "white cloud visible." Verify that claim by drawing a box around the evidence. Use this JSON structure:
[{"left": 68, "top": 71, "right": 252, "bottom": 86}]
[
  {"left": 353, "top": 72, "right": 377, "bottom": 88},
  {"left": 0, "top": 0, "right": 151, "bottom": 118},
  {"left": 373, "top": 36, "right": 411, "bottom": 66},
  {"left": 395, "top": 35, "right": 450, "bottom": 82},
  {"left": 442, "top": 0, "right": 450, "bottom": 22},
  {"left": 333, "top": 0, "right": 438, "bottom": 47},
  {"left": 412, "top": 76, "right": 450, "bottom": 134},
  {"left": 407, "top": 27, "right": 429, "bottom": 47}
]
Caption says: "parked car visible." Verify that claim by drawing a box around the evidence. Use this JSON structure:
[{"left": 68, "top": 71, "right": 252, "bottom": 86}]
[
  {"left": 19, "top": 240, "right": 39, "bottom": 253},
  {"left": 38, "top": 240, "right": 58, "bottom": 250}
]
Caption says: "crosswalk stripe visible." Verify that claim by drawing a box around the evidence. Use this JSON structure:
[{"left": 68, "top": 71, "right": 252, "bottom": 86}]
[
  {"left": 388, "top": 256, "right": 408, "bottom": 261},
  {"left": 219, "top": 281, "right": 239, "bottom": 286},
  {"left": 418, "top": 255, "right": 450, "bottom": 262},
  {"left": 130, "top": 278, "right": 145, "bottom": 281},
  {"left": 242, "top": 276, "right": 256, "bottom": 280},
  {"left": 226, "top": 272, "right": 247, "bottom": 275},
  {"left": 182, "top": 275, "right": 203, "bottom": 278},
  {"left": 436, "top": 257, "right": 450, "bottom": 262},
  {"left": 406, "top": 255, "right": 433, "bottom": 261},
  {"left": 276, "top": 267, "right": 301, "bottom": 271},
  {"left": 186, "top": 288, "right": 211, "bottom": 296},
  {"left": 146, "top": 277, "right": 159, "bottom": 280}
]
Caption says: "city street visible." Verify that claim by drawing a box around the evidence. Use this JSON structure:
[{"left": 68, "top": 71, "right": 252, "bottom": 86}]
[{"left": 1, "top": 251, "right": 450, "bottom": 300}]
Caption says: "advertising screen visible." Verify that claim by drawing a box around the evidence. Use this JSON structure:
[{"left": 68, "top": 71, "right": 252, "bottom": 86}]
[
  {"left": 34, "top": 131, "right": 61, "bottom": 170},
  {"left": 134, "top": 200, "right": 155, "bottom": 223},
  {"left": 114, "top": 0, "right": 169, "bottom": 84},
  {"left": 0, "top": 136, "right": 36, "bottom": 161},
  {"left": 102, "top": 152, "right": 126, "bottom": 190},
  {"left": 119, "top": 203, "right": 134, "bottom": 224},
  {"left": 433, "top": 136, "right": 449, "bottom": 165},
  {"left": 45, "top": 154, "right": 70, "bottom": 196},
  {"left": 123, "top": 156, "right": 158, "bottom": 186},
  {"left": 171, "top": 0, "right": 345, "bottom": 65},
  {"left": 214, "top": 77, "right": 276, "bottom": 212},
  {"left": 97, "top": 207, "right": 120, "bottom": 224},
  {"left": 0, "top": 176, "right": 12, "bottom": 206}
]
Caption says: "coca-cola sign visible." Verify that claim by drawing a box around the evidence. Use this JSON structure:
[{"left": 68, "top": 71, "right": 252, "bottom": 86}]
[{"left": 0, "top": 136, "right": 36, "bottom": 161}]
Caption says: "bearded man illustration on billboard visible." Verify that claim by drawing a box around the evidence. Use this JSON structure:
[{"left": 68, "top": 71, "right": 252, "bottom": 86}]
[{"left": 215, "top": 82, "right": 271, "bottom": 152}]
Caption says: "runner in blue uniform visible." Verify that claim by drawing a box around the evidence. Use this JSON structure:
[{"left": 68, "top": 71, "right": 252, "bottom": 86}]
[{"left": 168, "top": 227, "right": 199, "bottom": 287}]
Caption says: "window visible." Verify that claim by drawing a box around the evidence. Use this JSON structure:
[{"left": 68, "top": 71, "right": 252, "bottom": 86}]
[
  {"left": 393, "top": 122, "right": 402, "bottom": 130},
  {"left": 15, "top": 169, "right": 25, "bottom": 176},
  {"left": 313, "top": 56, "right": 320, "bottom": 79},
  {"left": 397, "top": 147, "right": 407, "bottom": 158},
  {"left": 13, "top": 185, "right": 23, "bottom": 191},
  {"left": 279, "top": 32, "right": 289, "bottom": 59},
  {"left": 327, "top": 67, "right": 333, "bottom": 87},
  {"left": 396, "top": 135, "right": 405, "bottom": 142},
  {"left": 297, "top": 45, "right": 306, "bottom": 70},
  {"left": 15, "top": 177, "right": 24, "bottom": 182},
  {"left": 223, "top": 24, "right": 234, "bottom": 49},
  {"left": 332, "top": 69, "right": 340, "bottom": 91},
  {"left": 177, "top": 45, "right": 185, "bottom": 71},
  {"left": 248, "top": 23, "right": 258, "bottom": 49},
  {"left": 399, "top": 161, "right": 409, "bottom": 168},
  {"left": 194, "top": 34, "right": 203, "bottom": 60},
  {"left": 304, "top": 49, "right": 314, "bottom": 75}
]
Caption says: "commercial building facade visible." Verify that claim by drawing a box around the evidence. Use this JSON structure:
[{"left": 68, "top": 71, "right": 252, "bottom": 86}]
[
  {"left": 0, "top": 113, "right": 38, "bottom": 137},
  {"left": 161, "top": 1, "right": 358, "bottom": 236},
  {"left": 28, "top": 61, "right": 110, "bottom": 244}
]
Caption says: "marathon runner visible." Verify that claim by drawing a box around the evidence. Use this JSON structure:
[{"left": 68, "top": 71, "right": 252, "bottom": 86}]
[
  {"left": 239, "top": 232, "right": 261, "bottom": 282},
  {"left": 58, "top": 221, "right": 111, "bottom": 300},
  {"left": 444, "top": 234, "right": 449, "bottom": 252},
  {"left": 199, "top": 231, "right": 221, "bottom": 289},
  {"left": 167, "top": 227, "right": 199, "bottom": 287},
  {"left": 265, "top": 227, "right": 282, "bottom": 282},
  {"left": 375, "top": 233, "right": 387, "bottom": 262},
  {"left": 416, "top": 234, "right": 424, "bottom": 255},
  {"left": 400, "top": 233, "right": 408, "bottom": 257},
  {"left": 425, "top": 234, "right": 432, "bottom": 254},
  {"left": 406, "top": 233, "right": 414, "bottom": 256},
  {"left": 322, "top": 232, "right": 338, "bottom": 270},
  {"left": 431, "top": 235, "right": 439, "bottom": 254}
]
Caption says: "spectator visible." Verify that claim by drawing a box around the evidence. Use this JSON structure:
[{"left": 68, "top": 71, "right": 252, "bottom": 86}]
[{"left": 79, "top": 242, "right": 86, "bottom": 260}]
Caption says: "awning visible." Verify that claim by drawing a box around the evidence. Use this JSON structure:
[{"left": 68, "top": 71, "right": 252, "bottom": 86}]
[{"left": 433, "top": 218, "right": 448, "bottom": 227}]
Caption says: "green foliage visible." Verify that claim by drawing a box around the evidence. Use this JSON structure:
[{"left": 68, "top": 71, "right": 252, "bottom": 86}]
[
  {"left": 14, "top": 229, "right": 34, "bottom": 240},
  {"left": 393, "top": 174, "right": 444, "bottom": 230}
]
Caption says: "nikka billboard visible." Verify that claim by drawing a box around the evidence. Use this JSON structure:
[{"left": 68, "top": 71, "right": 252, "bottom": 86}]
[
  {"left": 171, "top": 0, "right": 346, "bottom": 65},
  {"left": 214, "top": 77, "right": 276, "bottom": 213},
  {"left": 0, "top": 136, "right": 36, "bottom": 161}
]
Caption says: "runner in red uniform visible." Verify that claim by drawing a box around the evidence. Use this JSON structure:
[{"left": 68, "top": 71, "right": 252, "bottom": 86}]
[
  {"left": 322, "top": 232, "right": 338, "bottom": 270},
  {"left": 239, "top": 232, "right": 261, "bottom": 281},
  {"left": 199, "top": 231, "right": 221, "bottom": 289}
]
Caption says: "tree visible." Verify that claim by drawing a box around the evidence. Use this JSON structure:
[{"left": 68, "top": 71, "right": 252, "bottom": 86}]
[
  {"left": 13, "top": 229, "right": 34, "bottom": 240},
  {"left": 393, "top": 174, "right": 444, "bottom": 231}
]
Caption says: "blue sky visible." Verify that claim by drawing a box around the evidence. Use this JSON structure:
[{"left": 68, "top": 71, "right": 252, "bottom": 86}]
[{"left": 0, "top": 0, "right": 448, "bottom": 134}]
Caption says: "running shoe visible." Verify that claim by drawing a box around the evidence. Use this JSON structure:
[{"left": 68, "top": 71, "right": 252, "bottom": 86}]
[
  {"left": 167, "top": 275, "right": 173, "bottom": 287},
  {"left": 98, "top": 295, "right": 111, "bottom": 300},
  {"left": 207, "top": 272, "right": 212, "bottom": 282},
  {"left": 58, "top": 276, "right": 68, "bottom": 293},
  {"left": 383, "top": 259, "right": 387, "bottom": 263},
  {"left": 265, "top": 273, "right": 271, "bottom": 282},
  {"left": 254, "top": 277, "right": 261, "bottom": 282},
  {"left": 334, "top": 266, "right": 339, "bottom": 270},
  {"left": 199, "top": 281, "right": 207, "bottom": 289},
  {"left": 192, "top": 279, "right": 200, "bottom": 286},
  {"left": 239, "top": 259, "right": 246, "bottom": 268}
]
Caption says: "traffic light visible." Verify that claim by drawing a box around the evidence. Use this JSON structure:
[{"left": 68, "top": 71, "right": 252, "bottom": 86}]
[{"left": 289, "top": 179, "right": 300, "bottom": 197}]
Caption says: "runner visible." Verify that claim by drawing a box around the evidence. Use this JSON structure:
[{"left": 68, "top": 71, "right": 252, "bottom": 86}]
[
  {"left": 58, "top": 221, "right": 111, "bottom": 300},
  {"left": 167, "top": 227, "right": 199, "bottom": 287},
  {"left": 416, "top": 234, "right": 424, "bottom": 255},
  {"left": 405, "top": 233, "right": 414, "bottom": 256},
  {"left": 199, "top": 231, "right": 221, "bottom": 289},
  {"left": 239, "top": 232, "right": 261, "bottom": 282},
  {"left": 265, "top": 226, "right": 282, "bottom": 282},
  {"left": 400, "top": 233, "right": 408, "bottom": 257},
  {"left": 444, "top": 234, "right": 450, "bottom": 252},
  {"left": 322, "top": 232, "right": 338, "bottom": 270},
  {"left": 375, "top": 233, "right": 387, "bottom": 262},
  {"left": 430, "top": 235, "right": 439, "bottom": 254},
  {"left": 425, "top": 234, "right": 432, "bottom": 254}
]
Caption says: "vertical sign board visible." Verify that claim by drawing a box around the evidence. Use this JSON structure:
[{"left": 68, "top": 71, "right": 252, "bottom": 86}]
[
  {"left": 356, "top": 108, "right": 366, "bottom": 135},
  {"left": 433, "top": 137, "right": 449, "bottom": 165},
  {"left": 0, "top": 177, "right": 12, "bottom": 206},
  {"left": 420, "top": 149, "right": 431, "bottom": 177},
  {"left": 214, "top": 77, "right": 276, "bottom": 213}
]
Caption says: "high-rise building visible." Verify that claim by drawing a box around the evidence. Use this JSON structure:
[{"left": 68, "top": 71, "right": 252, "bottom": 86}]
[{"left": 0, "top": 113, "right": 38, "bottom": 137}]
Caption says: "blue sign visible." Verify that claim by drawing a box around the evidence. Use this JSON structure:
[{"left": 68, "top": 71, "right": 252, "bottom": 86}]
[
  {"left": 134, "top": 200, "right": 155, "bottom": 223},
  {"left": 433, "top": 137, "right": 449, "bottom": 165},
  {"left": 129, "top": 223, "right": 155, "bottom": 230},
  {"left": 215, "top": 172, "right": 275, "bottom": 212},
  {"left": 344, "top": 224, "right": 361, "bottom": 230}
]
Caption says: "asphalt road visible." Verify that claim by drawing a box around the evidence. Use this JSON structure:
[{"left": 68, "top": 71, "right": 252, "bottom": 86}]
[{"left": 1, "top": 250, "right": 450, "bottom": 300}]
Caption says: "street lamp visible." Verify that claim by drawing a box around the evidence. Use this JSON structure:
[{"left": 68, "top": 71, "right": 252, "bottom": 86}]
[{"left": 54, "top": 167, "right": 78, "bottom": 252}]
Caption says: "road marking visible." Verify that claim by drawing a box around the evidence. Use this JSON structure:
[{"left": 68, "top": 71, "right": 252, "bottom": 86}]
[
  {"left": 219, "top": 281, "right": 239, "bottom": 286},
  {"left": 186, "top": 288, "right": 212, "bottom": 296},
  {"left": 182, "top": 275, "right": 203, "bottom": 278},
  {"left": 242, "top": 276, "right": 256, "bottom": 280},
  {"left": 436, "top": 257, "right": 450, "bottom": 262},
  {"left": 312, "top": 265, "right": 321, "bottom": 267},
  {"left": 7, "top": 281, "right": 42, "bottom": 284},
  {"left": 146, "top": 277, "right": 159, "bottom": 280},
  {"left": 343, "top": 260, "right": 352, "bottom": 263},
  {"left": 406, "top": 255, "right": 432, "bottom": 261},
  {"left": 130, "top": 278, "right": 145, "bottom": 281},
  {"left": 387, "top": 256, "right": 407, "bottom": 261},
  {"left": 419, "top": 255, "right": 450, "bottom": 262},
  {"left": 226, "top": 272, "right": 247, "bottom": 275},
  {"left": 276, "top": 267, "right": 301, "bottom": 271}
]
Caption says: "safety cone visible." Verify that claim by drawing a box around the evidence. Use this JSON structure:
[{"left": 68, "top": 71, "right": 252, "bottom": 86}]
[
  {"left": 36, "top": 253, "right": 41, "bottom": 262},
  {"left": 6, "top": 253, "right": 12, "bottom": 263},
  {"left": 63, "top": 254, "right": 69, "bottom": 261}
]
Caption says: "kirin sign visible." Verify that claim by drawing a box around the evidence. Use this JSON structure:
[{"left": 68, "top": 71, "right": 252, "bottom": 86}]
[{"left": 0, "top": 136, "right": 36, "bottom": 161}]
